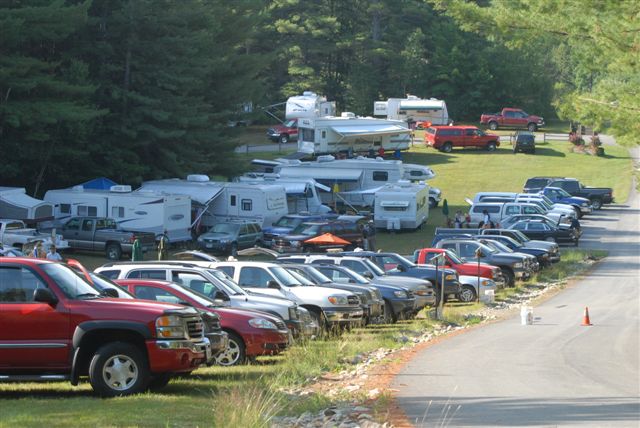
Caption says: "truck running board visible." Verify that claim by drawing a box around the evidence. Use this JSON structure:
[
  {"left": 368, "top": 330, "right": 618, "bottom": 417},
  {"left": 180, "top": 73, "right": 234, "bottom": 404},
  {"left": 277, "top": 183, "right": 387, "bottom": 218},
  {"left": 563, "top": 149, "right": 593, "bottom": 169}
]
[{"left": 0, "top": 374, "right": 70, "bottom": 382}]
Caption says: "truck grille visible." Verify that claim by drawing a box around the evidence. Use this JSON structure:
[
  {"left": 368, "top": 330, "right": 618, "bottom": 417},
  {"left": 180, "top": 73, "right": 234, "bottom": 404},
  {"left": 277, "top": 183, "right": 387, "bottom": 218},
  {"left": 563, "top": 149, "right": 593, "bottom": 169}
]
[
  {"left": 356, "top": 292, "right": 370, "bottom": 304},
  {"left": 274, "top": 319, "right": 288, "bottom": 331},
  {"left": 185, "top": 317, "right": 204, "bottom": 339},
  {"left": 289, "top": 306, "right": 299, "bottom": 320},
  {"left": 347, "top": 295, "right": 360, "bottom": 305}
]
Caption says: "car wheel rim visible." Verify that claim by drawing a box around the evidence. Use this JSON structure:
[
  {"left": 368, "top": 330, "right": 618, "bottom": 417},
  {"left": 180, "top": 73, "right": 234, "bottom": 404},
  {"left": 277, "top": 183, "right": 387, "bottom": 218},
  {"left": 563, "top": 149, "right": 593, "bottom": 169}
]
[
  {"left": 216, "top": 339, "right": 240, "bottom": 366},
  {"left": 103, "top": 354, "right": 138, "bottom": 391},
  {"left": 460, "top": 288, "right": 474, "bottom": 302}
]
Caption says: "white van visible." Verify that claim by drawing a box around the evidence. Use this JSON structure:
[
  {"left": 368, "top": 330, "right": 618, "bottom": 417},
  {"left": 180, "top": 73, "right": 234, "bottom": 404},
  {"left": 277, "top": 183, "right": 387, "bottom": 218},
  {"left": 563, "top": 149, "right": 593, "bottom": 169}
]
[{"left": 467, "top": 202, "right": 571, "bottom": 228}]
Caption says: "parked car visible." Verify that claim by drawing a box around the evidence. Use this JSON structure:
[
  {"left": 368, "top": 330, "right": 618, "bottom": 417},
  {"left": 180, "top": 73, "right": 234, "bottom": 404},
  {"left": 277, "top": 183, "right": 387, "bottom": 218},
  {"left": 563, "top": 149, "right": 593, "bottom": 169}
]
[
  {"left": 475, "top": 238, "right": 540, "bottom": 272},
  {"left": 480, "top": 108, "right": 545, "bottom": 132},
  {"left": 0, "top": 258, "right": 210, "bottom": 396},
  {"left": 266, "top": 119, "right": 298, "bottom": 144},
  {"left": 262, "top": 213, "right": 338, "bottom": 247},
  {"left": 197, "top": 221, "right": 263, "bottom": 255},
  {"left": 94, "top": 262, "right": 311, "bottom": 339},
  {"left": 272, "top": 220, "right": 364, "bottom": 253},
  {"left": 508, "top": 220, "right": 579, "bottom": 246},
  {"left": 500, "top": 214, "right": 580, "bottom": 237},
  {"left": 212, "top": 261, "right": 364, "bottom": 330},
  {"left": 413, "top": 248, "right": 505, "bottom": 287},
  {"left": 546, "top": 178, "right": 614, "bottom": 209},
  {"left": 472, "top": 234, "right": 552, "bottom": 267},
  {"left": 115, "top": 279, "right": 289, "bottom": 366},
  {"left": 510, "top": 131, "right": 536, "bottom": 153},
  {"left": 541, "top": 187, "right": 593, "bottom": 217},
  {"left": 424, "top": 126, "right": 500, "bottom": 153},
  {"left": 60, "top": 216, "right": 156, "bottom": 260},
  {"left": 457, "top": 275, "right": 498, "bottom": 303},
  {"left": 522, "top": 176, "right": 563, "bottom": 193},
  {"left": 0, "top": 219, "right": 69, "bottom": 252},
  {"left": 477, "top": 229, "right": 561, "bottom": 262}
]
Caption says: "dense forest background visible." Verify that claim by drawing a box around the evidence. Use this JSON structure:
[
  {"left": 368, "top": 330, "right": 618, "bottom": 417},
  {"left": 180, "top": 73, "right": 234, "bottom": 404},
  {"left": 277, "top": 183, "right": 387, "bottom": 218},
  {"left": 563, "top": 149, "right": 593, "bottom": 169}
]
[{"left": 1, "top": 0, "right": 637, "bottom": 194}]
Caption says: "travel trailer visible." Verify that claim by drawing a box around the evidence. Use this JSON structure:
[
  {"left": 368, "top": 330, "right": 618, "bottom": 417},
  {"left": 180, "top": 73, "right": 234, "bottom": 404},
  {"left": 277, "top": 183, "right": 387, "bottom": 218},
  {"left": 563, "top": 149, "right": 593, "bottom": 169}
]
[
  {"left": 236, "top": 173, "right": 332, "bottom": 214},
  {"left": 296, "top": 113, "right": 412, "bottom": 155},
  {"left": 0, "top": 187, "right": 54, "bottom": 224},
  {"left": 285, "top": 91, "right": 335, "bottom": 120},
  {"left": 374, "top": 181, "right": 430, "bottom": 230},
  {"left": 139, "top": 176, "right": 288, "bottom": 231},
  {"left": 374, "top": 96, "right": 450, "bottom": 126},
  {"left": 253, "top": 155, "right": 439, "bottom": 211},
  {"left": 43, "top": 185, "right": 192, "bottom": 242}
]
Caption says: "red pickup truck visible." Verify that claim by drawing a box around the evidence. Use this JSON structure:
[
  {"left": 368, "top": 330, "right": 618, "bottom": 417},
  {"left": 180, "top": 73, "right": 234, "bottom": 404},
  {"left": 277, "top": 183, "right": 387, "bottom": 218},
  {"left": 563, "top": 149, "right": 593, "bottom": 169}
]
[
  {"left": 413, "top": 248, "right": 505, "bottom": 287},
  {"left": 0, "top": 258, "right": 211, "bottom": 397},
  {"left": 266, "top": 119, "right": 298, "bottom": 144},
  {"left": 424, "top": 126, "right": 500, "bottom": 153},
  {"left": 480, "top": 108, "right": 545, "bottom": 132}
]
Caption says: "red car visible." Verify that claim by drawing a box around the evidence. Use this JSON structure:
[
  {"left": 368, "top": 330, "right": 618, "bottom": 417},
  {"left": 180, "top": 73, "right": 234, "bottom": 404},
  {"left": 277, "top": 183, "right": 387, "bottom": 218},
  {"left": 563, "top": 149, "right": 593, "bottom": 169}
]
[
  {"left": 413, "top": 248, "right": 505, "bottom": 287},
  {"left": 424, "top": 126, "right": 500, "bottom": 153},
  {"left": 480, "top": 108, "right": 545, "bottom": 132},
  {"left": 115, "top": 279, "right": 290, "bottom": 366},
  {"left": 0, "top": 257, "right": 210, "bottom": 396},
  {"left": 266, "top": 118, "right": 298, "bottom": 144}
]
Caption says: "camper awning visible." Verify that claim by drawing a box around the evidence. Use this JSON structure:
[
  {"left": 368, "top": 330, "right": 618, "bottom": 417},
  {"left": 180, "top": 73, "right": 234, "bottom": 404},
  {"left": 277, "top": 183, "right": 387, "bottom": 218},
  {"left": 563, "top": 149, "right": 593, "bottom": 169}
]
[
  {"left": 139, "top": 182, "right": 223, "bottom": 205},
  {"left": 330, "top": 124, "right": 410, "bottom": 140},
  {"left": 276, "top": 168, "right": 362, "bottom": 183},
  {"left": 380, "top": 200, "right": 410, "bottom": 208},
  {"left": 399, "top": 100, "right": 444, "bottom": 111},
  {"left": 0, "top": 188, "right": 53, "bottom": 221}
]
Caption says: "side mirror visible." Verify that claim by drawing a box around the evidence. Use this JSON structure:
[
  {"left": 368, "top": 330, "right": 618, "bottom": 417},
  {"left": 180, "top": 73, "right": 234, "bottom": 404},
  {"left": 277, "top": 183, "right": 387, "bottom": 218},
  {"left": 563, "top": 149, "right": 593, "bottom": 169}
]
[
  {"left": 33, "top": 288, "right": 58, "bottom": 305},
  {"left": 214, "top": 291, "right": 230, "bottom": 302},
  {"left": 396, "top": 264, "right": 406, "bottom": 272},
  {"left": 363, "top": 271, "right": 373, "bottom": 280},
  {"left": 267, "top": 280, "right": 281, "bottom": 289},
  {"left": 101, "top": 288, "right": 119, "bottom": 298}
]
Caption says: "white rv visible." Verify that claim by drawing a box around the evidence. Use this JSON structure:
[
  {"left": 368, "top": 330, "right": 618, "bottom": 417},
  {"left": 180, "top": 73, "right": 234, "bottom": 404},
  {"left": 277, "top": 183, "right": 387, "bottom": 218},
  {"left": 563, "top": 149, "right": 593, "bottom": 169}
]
[
  {"left": 43, "top": 185, "right": 192, "bottom": 242},
  {"left": 0, "top": 187, "right": 54, "bottom": 223},
  {"left": 374, "top": 95, "right": 450, "bottom": 126},
  {"left": 297, "top": 113, "right": 412, "bottom": 155},
  {"left": 374, "top": 181, "right": 430, "bottom": 230},
  {"left": 139, "top": 176, "right": 288, "bottom": 230},
  {"left": 236, "top": 173, "right": 332, "bottom": 214},
  {"left": 285, "top": 91, "right": 335, "bottom": 120}
]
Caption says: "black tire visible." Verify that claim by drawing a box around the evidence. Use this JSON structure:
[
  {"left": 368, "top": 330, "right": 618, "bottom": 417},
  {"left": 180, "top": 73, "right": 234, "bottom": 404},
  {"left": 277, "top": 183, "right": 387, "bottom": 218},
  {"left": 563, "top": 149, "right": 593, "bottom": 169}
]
[
  {"left": 442, "top": 142, "right": 453, "bottom": 153},
  {"left": 458, "top": 285, "right": 477, "bottom": 303},
  {"left": 106, "top": 243, "right": 122, "bottom": 260},
  {"left": 382, "top": 300, "right": 397, "bottom": 324},
  {"left": 527, "top": 123, "right": 538, "bottom": 132},
  {"left": 575, "top": 207, "right": 584, "bottom": 219},
  {"left": 89, "top": 342, "right": 149, "bottom": 397},
  {"left": 591, "top": 198, "right": 603, "bottom": 210},
  {"left": 501, "top": 268, "right": 515, "bottom": 287},
  {"left": 429, "top": 197, "right": 438, "bottom": 209},
  {"left": 512, "top": 146, "right": 518, "bottom": 154},
  {"left": 147, "top": 374, "right": 172, "bottom": 392},
  {"left": 530, "top": 148, "right": 536, "bottom": 154},
  {"left": 279, "top": 134, "right": 289, "bottom": 144},
  {"left": 487, "top": 142, "right": 497, "bottom": 152},
  {"left": 230, "top": 242, "right": 238, "bottom": 256},
  {"left": 309, "top": 309, "right": 327, "bottom": 333},
  {"left": 488, "top": 121, "right": 498, "bottom": 130},
  {"left": 215, "top": 332, "right": 246, "bottom": 366}
]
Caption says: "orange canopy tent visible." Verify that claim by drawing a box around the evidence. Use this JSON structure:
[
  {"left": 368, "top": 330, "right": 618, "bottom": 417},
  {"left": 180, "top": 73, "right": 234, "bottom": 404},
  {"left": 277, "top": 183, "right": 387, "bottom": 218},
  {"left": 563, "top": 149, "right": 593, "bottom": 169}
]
[{"left": 304, "top": 233, "right": 351, "bottom": 245}]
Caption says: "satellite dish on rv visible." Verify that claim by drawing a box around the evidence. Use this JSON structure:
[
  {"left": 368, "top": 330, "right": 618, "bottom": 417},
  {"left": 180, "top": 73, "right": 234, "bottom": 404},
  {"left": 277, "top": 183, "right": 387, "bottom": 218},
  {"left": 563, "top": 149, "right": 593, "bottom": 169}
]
[{"left": 110, "top": 185, "right": 132, "bottom": 193}]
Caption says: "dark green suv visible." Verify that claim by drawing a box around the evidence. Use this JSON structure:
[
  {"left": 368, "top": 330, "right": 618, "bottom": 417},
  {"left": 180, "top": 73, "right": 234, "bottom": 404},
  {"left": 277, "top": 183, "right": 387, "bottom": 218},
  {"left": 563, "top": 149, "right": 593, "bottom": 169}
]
[
  {"left": 197, "top": 221, "right": 263, "bottom": 255},
  {"left": 511, "top": 131, "right": 536, "bottom": 154}
]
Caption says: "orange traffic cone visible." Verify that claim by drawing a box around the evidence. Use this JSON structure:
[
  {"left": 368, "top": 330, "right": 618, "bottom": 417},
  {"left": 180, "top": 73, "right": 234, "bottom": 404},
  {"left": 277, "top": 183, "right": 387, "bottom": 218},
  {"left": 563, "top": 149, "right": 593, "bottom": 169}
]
[{"left": 581, "top": 307, "right": 592, "bottom": 326}]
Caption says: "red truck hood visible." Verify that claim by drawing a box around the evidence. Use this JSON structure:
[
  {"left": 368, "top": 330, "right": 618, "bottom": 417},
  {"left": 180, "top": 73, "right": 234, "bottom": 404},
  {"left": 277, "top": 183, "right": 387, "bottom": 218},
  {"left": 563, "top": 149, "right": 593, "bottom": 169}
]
[
  {"left": 70, "top": 298, "right": 190, "bottom": 318},
  {"left": 213, "top": 306, "right": 282, "bottom": 324}
]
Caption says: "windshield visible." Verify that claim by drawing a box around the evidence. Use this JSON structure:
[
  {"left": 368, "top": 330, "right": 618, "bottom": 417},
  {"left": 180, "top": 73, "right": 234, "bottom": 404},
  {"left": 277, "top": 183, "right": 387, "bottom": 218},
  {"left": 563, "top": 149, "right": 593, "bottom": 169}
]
[
  {"left": 273, "top": 217, "right": 302, "bottom": 228},
  {"left": 512, "top": 230, "right": 530, "bottom": 242},
  {"left": 526, "top": 178, "right": 550, "bottom": 188},
  {"left": 286, "top": 269, "right": 315, "bottom": 286},
  {"left": 363, "top": 258, "right": 386, "bottom": 276},
  {"left": 445, "top": 250, "right": 465, "bottom": 264},
  {"left": 41, "top": 264, "right": 101, "bottom": 299},
  {"left": 329, "top": 267, "right": 370, "bottom": 284},
  {"left": 209, "top": 223, "right": 240, "bottom": 234},
  {"left": 89, "top": 273, "right": 134, "bottom": 298},
  {"left": 298, "top": 266, "right": 332, "bottom": 284},
  {"left": 206, "top": 269, "right": 246, "bottom": 295},
  {"left": 556, "top": 188, "right": 572, "bottom": 198},
  {"left": 292, "top": 224, "right": 321, "bottom": 236},
  {"left": 388, "top": 254, "right": 416, "bottom": 268},
  {"left": 284, "top": 119, "right": 296, "bottom": 128},
  {"left": 169, "top": 283, "right": 216, "bottom": 307},
  {"left": 269, "top": 267, "right": 302, "bottom": 286},
  {"left": 485, "top": 240, "right": 513, "bottom": 253}
]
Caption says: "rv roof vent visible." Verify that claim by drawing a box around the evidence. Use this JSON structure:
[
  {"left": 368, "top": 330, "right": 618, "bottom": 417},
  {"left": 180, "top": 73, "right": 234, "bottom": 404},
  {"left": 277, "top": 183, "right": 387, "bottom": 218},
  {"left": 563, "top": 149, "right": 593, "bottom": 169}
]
[
  {"left": 317, "top": 155, "right": 335, "bottom": 163},
  {"left": 398, "top": 180, "right": 411, "bottom": 188},
  {"left": 110, "top": 185, "right": 132, "bottom": 193},
  {"left": 71, "top": 185, "right": 84, "bottom": 192},
  {"left": 187, "top": 174, "right": 210, "bottom": 182},
  {"left": 341, "top": 112, "right": 356, "bottom": 118},
  {"left": 406, "top": 94, "right": 419, "bottom": 100},
  {"left": 302, "top": 91, "right": 317, "bottom": 97}
]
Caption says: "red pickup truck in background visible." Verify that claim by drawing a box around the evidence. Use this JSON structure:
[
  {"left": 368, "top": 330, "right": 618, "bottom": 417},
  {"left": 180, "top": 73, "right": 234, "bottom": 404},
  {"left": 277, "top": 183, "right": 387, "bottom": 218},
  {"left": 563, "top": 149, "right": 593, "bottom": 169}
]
[
  {"left": 266, "top": 119, "right": 298, "bottom": 144},
  {"left": 413, "top": 248, "right": 505, "bottom": 287},
  {"left": 480, "top": 108, "right": 545, "bottom": 132},
  {"left": 0, "top": 258, "right": 210, "bottom": 397}
]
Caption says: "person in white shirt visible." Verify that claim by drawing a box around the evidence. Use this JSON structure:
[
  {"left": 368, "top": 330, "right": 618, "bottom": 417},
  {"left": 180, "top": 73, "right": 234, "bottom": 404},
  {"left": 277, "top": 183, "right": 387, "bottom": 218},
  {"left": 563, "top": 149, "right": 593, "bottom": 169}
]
[{"left": 46, "top": 245, "right": 63, "bottom": 261}]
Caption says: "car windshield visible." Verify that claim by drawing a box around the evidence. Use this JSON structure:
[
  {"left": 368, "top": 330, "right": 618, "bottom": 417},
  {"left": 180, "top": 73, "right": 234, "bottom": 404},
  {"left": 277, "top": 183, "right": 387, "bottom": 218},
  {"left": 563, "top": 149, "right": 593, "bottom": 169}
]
[
  {"left": 89, "top": 273, "right": 134, "bottom": 298},
  {"left": 286, "top": 269, "right": 315, "bottom": 286},
  {"left": 556, "top": 188, "right": 573, "bottom": 198},
  {"left": 284, "top": 119, "right": 296, "bottom": 127},
  {"left": 363, "top": 258, "right": 386, "bottom": 276},
  {"left": 206, "top": 269, "right": 246, "bottom": 295},
  {"left": 169, "top": 283, "right": 216, "bottom": 307},
  {"left": 273, "top": 217, "right": 302, "bottom": 228},
  {"left": 298, "top": 266, "right": 332, "bottom": 284},
  {"left": 511, "top": 230, "right": 530, "bottom": 242},
  {"left": 485, "top": 240, "right": 513, "bottom": 253},
  {"left": 292, "top": 224, "right": 321, "bottom": 236},
  {"left": 269, "top": 266, "right": 302, "bottom": 286},
  {"left": 444, "top": 250, "right": 465, "bottom": 264},
  {"left": 40, "top": 263, "right": 101, "bottom": 299},
  {"left": 387, "top": 254, "right": 416, "bottom": 268},
  {"left": 209, "top": 223, "right": 240, "bottom": 234},
  {"left": 333, "top": 268, "right": 370, "bottom": 284}
]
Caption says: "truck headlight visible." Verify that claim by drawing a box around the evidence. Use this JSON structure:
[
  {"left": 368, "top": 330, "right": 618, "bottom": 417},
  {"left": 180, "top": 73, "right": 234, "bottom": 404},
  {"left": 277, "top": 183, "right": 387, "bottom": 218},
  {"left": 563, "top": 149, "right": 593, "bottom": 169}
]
[
  {"left": 156, "top": 315, "right": 187, "bottom": 339},
  {"left": 581, "top": 202, "right": 589, "bottom": 207},
  {"left": 445, "top": 274, "right": 456, "bottom": 280},
  {"left": 514, "top": 263, "right": 523, "bottom": 268},
  {"left": 328, "top": 295, "right": 348, "bottom": 305},
  {"left": 393, "top": 290, "right": 408, "bottom": 298},
  {"left": 248, "top": 318, "right": 277, "bottom": 330}
]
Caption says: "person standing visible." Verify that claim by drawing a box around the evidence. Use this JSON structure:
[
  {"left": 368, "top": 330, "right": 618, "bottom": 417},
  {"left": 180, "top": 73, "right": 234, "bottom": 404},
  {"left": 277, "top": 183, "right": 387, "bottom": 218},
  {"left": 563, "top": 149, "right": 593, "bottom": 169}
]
[
  {"left": 479, "top": 210, "right": 493, "bottom": 229},
  {"left": 454, "top": 210, "right": 464, "bottom": 228},
  {"left": 46, "top": 245, "right": 63, "bottom": 261},
  {"left": 366, "top": 220, "right": 376, "bottom": 251},
  {"left": 158, "top": 230, "right": 170, "bottom": 261},
  {"left": 30, "top": 242, "right": 45, "bottom": 258},
  {"left": 131, "top": 238, "right": 143, "bottom": 261}
]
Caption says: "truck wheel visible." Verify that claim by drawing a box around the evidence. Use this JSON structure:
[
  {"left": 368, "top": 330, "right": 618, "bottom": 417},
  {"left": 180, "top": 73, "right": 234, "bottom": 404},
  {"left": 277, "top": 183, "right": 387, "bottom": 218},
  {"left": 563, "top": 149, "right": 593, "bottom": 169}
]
[
  {"left": 501, "top": 268, "right": 515, "bottom": 287},
  {"left": 591, "top": 198, "right": 602, "bottom": 210},
  {"left": 89, "top": 342, "right": 149, "bottom": 397},
  {"left": 488, "top": 121, "right": 498, "bottom": 130},
  {"left": 230, "top": 242, "right": 238, "bottom": 256},
  {"left": 458, "top": 285, "right": 477, "bottom": 303},
  {"left": 383, "top": 300, "right": 397, "bottom": 324},
  {"left": 309, "top": 309, "right": 327, "bottom": 333},
  {"left": 279, "top": 134, "right": 290, "bottom": 144},
  {"left": 216, "top": 332, "right": 246, "bottom": 366},
  {"left": 429, "top": 197, "right": 438, "bottom": 208},
  {"left": 487, "top": 142, "right": 497, "bottom": 152},
  {"left": 527, "top": 123, "right": 538, "bottom": 132},
  {"left": 442, "top": 142, "right": 453, "bottom": 153},
  {"left": 147, "top": 374, "right": 172, "bottom": 392},
  {"left": 106, "top": 243, "right": 122, "bottom": 260}
]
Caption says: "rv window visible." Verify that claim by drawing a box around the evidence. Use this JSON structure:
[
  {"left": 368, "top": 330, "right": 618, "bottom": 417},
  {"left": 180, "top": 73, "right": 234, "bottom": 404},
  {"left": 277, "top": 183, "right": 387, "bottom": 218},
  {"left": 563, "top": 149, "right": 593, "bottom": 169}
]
[
  {"left": 384, "top": 206, "right": 407, "bottom": 212},
  {"left": 321, "top": 130, "right": 326, "bottom": 139},
  {"left": 301, "top": 128, "right": 315, "bottom": 142},
  {"left": 111, "top": 206, "right": 125, "bottom": 218},
  {"left": 372, "top": 171, "right": 388, "bottom": 182},
  {"left": 230, "top": 195, "right": 236, "bottom": 206},
  {"left": 60, "top": 204, "right": 71, "bottom": 214},
  {"left": 241, "top": 199, "right": 253, "bottom": 211}
]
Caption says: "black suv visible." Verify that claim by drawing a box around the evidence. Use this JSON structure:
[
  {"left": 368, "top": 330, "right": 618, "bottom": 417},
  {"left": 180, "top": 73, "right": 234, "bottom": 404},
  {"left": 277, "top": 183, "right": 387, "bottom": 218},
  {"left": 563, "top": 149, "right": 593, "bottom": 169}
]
[
  {"left": 511, "top": 131, "right": 536, "bottom": 154},
  {"left": 273, "top": 221, "right": 363, "bottom": 253},
  {"left": 522, "top": 176, "right": 563, "bottom": 193}
]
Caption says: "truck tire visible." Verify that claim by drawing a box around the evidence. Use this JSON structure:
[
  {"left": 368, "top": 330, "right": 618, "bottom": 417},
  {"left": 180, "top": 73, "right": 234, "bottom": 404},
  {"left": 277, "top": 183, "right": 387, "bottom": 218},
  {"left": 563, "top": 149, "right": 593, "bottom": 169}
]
[
  {"left": 487, "top": 142, "right": 497, "bottom": 152},
  {"left": 215, "top": 332, "right": 246, "bottom": 366},
  {"left": 429, "top": 197, "right": 438, "bottom": 208},
  {"left": 527, "top": 123, "right": 538, "bottom": 132},
  {"left": 106, "top": 243, "right": 122, "bottom": 260},
  {"left": 488, "top": 121, "right": 498, "bottom": 130},
  {"left": 89, "top": 342, "right": 149, "bottom": 397},
  {"left": 458, "top": 285, "right": 477, "bottom": 303},
  {"left": 591, "top": 198, "right": 603, "bottom": 210},
  {"left": 309, "top": 309, "right": 327, "bottom": 333},
  {"left": 279, "top": 134, "right": 290, "bottom": 144},
  {"left": 500, "top": 268, "right": 515, "bottom": 287},
  {"left": 383, "top": 300, "right": 397, "bottom": 324},
  {"left": 442, "top": 142, "right": 453, "bottom": 153},
  {"left": 230, "top": 242, "right": 238, "bottom": 256}
]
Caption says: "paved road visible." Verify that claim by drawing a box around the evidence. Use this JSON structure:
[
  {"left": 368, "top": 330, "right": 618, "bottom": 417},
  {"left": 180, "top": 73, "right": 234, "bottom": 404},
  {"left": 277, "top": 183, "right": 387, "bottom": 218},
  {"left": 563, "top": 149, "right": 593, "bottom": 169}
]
[{"left": 393, "top": 151, "right": 640, "bottom": 426}]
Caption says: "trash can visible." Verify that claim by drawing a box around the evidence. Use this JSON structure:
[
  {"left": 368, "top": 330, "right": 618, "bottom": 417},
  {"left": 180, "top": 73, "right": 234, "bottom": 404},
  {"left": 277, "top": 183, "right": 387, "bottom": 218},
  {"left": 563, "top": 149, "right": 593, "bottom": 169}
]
[
  {"left": 480, "top": 289, "right": 495, "bottom": 303},
  {"left": 520, "top": 306, "right": 533, "bottom": 325}
]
